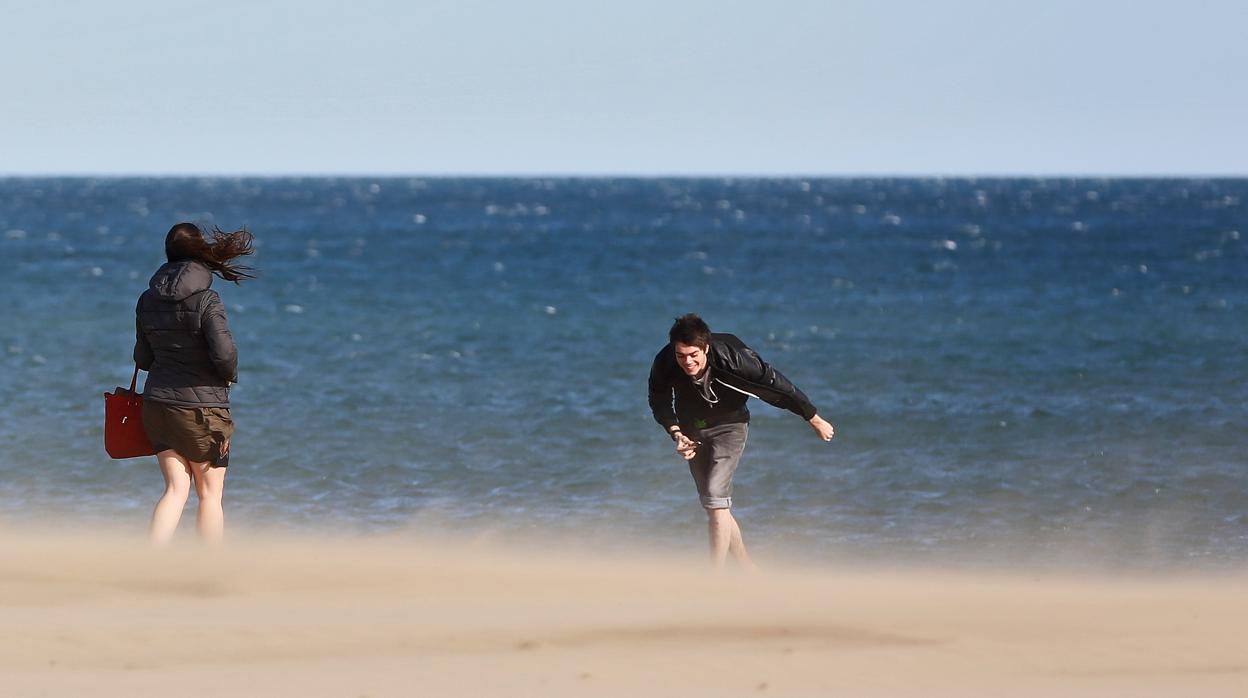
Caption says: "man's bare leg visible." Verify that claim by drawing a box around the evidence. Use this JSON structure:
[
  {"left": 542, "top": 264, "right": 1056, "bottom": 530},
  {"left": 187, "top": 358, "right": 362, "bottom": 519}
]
[
  {"left": 708, "top": 508, "right": 732, "bottom": 567},
  {"left": 726, "top": 512, "right": 759, "bottom": 572},
  {"left": 708, "top": 508, "right": 758, "bottom": 571}
]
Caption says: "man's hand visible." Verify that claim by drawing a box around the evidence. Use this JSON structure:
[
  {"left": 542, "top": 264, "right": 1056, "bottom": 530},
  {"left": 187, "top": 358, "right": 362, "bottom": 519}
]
[
  {"left": 808, "top": 415, "right": 835, "bottom": 442},
  {"left": 672, "top": 430, "right": 700, "bottom": 460}
]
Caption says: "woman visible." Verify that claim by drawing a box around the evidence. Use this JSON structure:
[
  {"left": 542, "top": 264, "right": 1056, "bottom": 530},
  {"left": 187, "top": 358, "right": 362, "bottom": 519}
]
[{"left": 134, "top": 223, "right": 255, "bottom": 544}]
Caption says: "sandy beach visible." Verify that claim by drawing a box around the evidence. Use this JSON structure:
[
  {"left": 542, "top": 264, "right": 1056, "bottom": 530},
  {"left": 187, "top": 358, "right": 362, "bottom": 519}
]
[{"left": 1, "top": 530, "right": 1244, "bottom": 697}]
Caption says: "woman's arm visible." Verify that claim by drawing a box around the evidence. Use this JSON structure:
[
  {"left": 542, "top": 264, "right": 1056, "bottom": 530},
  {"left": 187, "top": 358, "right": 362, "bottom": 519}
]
[
  {"left": 201, "top": 291, "right": 239, "bottom": 383},
  {"left": 134, "top": 301, "right": 154, "bottom": 370}
]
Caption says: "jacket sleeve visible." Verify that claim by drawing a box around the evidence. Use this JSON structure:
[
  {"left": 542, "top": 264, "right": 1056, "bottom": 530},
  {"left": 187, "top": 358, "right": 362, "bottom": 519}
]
[
  {"left": 133, "top": 312, "right": 154, "bottom": 370},
  {"left": 722, "top": 344, "right": 818, "bottom": 420},
  {"left": 201, "top": 291, "right": 239, "bottom": 383},
  {"left": 648, "top": 351, "right": 679, "bottom": 431}
]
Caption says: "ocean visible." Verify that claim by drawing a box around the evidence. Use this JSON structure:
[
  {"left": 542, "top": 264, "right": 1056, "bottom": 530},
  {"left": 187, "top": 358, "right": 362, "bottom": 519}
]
[{"left": 1, "top": 177, "right": 1245, "bottom": 569}]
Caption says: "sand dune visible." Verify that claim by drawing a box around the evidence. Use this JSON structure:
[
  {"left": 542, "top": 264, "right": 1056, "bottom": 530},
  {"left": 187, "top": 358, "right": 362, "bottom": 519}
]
[{"left": 2, "top": 530, "right": 1244, "bottom": 697}]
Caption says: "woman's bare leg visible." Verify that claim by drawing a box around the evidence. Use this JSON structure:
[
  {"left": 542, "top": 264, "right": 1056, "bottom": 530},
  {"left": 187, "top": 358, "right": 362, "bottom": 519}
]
[
  {"left": 150, "top": 450, "right": 192, "bottom": 544},
  {"left": 191, "top": 460, "right": 227, "bottom": 544}
]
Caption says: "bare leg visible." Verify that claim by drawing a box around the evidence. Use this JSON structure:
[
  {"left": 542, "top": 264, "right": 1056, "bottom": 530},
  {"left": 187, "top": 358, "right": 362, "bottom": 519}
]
[
  {"left": 707, "top": 508, "right": 759, "bottom": 572},
  {"left": 708, "top": 508, "right": 733, "bottom": 568},
  {"left": 150, "top": 450, "right": 192, "bottom": 545},
  {"left": 191, "top": 461, "right": 227, "bottom": 545},
  {"left": 726, "top": 512, "right": 759, "bottom": 572}
]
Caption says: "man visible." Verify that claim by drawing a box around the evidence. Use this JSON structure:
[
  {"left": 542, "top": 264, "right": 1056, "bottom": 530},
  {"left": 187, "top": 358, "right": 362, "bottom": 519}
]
[{"left": 648, "top": 314, "right": 835, "bottom": 569}]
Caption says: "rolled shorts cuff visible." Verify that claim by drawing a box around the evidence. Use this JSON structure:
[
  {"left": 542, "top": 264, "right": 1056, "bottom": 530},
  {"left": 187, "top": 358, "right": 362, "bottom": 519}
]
[{"left": 700, "top": 495, "right": 732, "bottom": 510}]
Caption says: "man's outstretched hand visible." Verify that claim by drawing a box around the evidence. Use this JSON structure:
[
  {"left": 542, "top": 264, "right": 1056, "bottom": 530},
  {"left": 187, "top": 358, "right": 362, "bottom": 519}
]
[
  {"left": 673, "top": 431, "right": 700, "bottom": 460},
  {"left": 808, "top": 415, "right": 835, "bottom": 441}
]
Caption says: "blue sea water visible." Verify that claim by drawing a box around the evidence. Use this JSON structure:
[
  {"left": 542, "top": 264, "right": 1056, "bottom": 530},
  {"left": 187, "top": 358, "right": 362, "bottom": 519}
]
[{"left": 1, "top": 177, "right": 1245, "bottom": 569}]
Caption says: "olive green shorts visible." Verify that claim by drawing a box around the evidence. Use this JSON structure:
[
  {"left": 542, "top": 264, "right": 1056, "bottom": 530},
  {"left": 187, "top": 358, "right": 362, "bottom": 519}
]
[{"left": 142, "top": 402, "right": 234, "bottom": 467}]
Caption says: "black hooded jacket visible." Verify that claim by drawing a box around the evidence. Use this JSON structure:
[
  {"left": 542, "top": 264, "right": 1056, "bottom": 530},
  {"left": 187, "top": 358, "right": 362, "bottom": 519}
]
[
  {"left": 648, "top": 333, "right": 818, "bottom": 431},
  {"left": 134, "top": 261, "right": 237, "bottom": 408}
]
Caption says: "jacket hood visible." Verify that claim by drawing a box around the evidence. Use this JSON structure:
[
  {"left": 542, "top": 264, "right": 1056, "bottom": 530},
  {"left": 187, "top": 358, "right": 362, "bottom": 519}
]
[{"left": 148, "top": 260, "right": 213, "bottom": 302}]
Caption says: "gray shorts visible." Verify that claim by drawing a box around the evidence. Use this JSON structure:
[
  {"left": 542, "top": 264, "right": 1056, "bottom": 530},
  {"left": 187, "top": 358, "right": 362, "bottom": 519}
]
[{"left": 686, "top": 422, "right": 748, "bottom": 510}]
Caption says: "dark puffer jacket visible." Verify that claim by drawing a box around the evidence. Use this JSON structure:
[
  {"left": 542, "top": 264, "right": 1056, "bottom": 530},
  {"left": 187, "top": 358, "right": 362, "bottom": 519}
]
[{"left": 134, "top": 261, "right": 238, "bottom": 407}]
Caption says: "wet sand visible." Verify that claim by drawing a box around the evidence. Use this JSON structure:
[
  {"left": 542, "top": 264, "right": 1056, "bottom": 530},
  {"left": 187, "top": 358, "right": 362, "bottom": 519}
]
[{"left": 2, "top": 530, "right": 1245, "bottom": 697}]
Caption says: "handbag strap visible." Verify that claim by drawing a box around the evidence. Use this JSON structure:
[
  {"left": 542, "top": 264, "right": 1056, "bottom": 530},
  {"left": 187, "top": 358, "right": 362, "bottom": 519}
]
[{"left": 129, "top": 364, "right": 140, "bottom": 394}]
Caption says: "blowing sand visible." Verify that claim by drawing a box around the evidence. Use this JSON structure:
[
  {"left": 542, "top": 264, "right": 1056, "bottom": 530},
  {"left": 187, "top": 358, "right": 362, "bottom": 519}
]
[{"left": 2, "top": 530, "right": 1244, "bottom": 697}]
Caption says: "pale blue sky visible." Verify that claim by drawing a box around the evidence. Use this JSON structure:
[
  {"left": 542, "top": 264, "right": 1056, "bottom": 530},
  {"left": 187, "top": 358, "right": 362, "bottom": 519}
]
[{"left": 2, "top": 0, "right": 1245, "bottom": 176}]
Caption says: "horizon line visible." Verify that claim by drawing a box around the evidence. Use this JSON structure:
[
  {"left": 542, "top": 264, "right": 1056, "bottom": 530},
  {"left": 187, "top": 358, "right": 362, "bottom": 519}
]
[{"left": 2, "top": 170, "right": 1247, "bottom": 180}]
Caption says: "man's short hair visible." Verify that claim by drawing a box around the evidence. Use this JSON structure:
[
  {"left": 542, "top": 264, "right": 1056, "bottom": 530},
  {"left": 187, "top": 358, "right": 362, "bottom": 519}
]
[{"left": 669, "top": 313, "right": 712, "bottom": 349}]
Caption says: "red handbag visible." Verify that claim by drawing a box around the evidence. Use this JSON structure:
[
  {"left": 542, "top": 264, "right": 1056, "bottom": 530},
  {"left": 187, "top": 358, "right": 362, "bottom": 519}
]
[{"left": 104, "top": 365, "right": 156, "bottom": 459}]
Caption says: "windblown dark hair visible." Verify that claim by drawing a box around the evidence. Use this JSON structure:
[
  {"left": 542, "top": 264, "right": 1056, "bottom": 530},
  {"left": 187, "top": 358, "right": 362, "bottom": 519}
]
[
  {"left": 165, "top": 223, "right": 256, "bottom": 283},
  {"left": 669, "top": 313, "right": 712, "bottom": 349}
]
